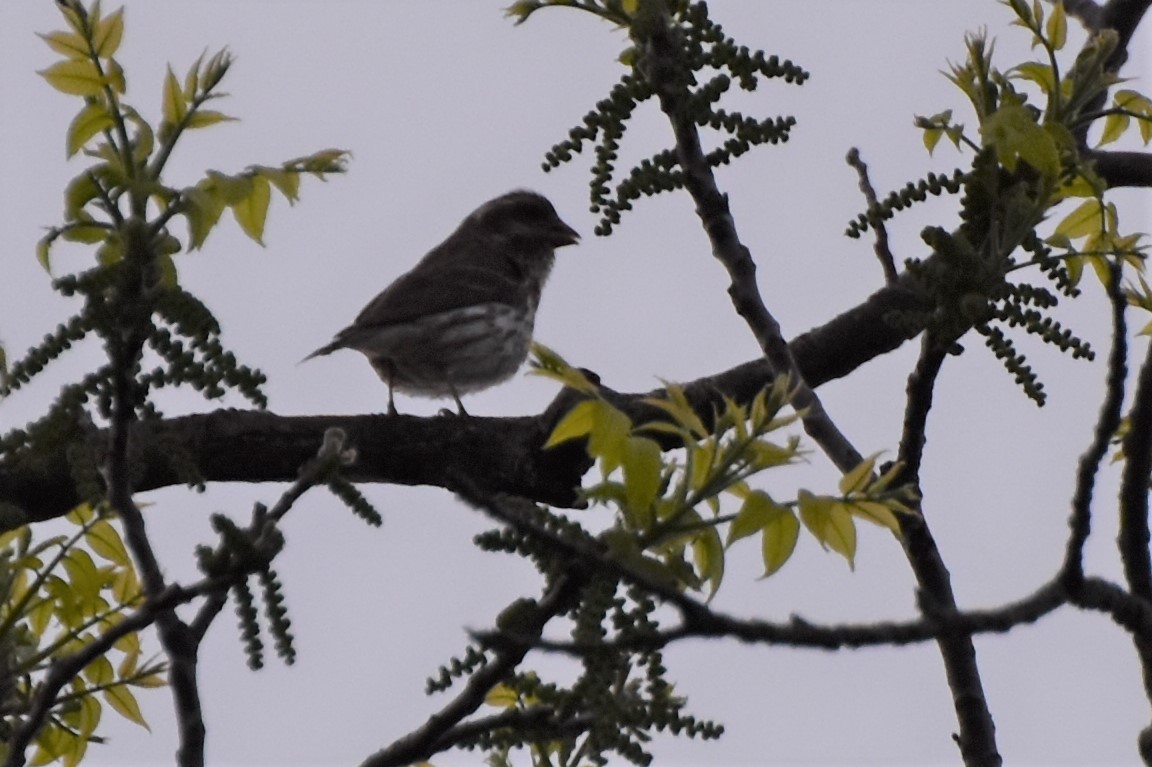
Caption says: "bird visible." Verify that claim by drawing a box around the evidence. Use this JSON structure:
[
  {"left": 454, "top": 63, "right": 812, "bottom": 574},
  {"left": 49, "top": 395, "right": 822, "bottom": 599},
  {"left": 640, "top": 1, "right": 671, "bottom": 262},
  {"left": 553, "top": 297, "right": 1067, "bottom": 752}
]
[{"left": 303, "top": 190, "right": 579, "bottom": 415}]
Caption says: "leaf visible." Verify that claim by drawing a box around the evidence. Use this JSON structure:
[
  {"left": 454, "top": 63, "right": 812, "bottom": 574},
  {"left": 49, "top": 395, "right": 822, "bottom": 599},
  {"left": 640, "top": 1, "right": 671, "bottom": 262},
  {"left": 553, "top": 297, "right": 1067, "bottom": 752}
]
[
  {"left": 1046, "top": 0, "right": 1067, "bottom": 51},
  {"left": 690, "top": 523, "right": 725, "bottom": 597},
  {"left": 258, "top": 166, "right": 300, "bottom": 203},
  {"left": 86, "top": 519, "right": 131, "bottom": 566},
  {"left": 621, "top": 436, "right": 662, "bottom": 519},
  {"left": 162, "top": 65, "right": 186, "bottom": 125},
  {"left": 93, "top": 7, "right": 125, "bottom": 58},
  {"left": 39, "top": 59, "right": 105, "bottom": 97},
  {"left": 181, "top": 184, "right": 225, "bottom": 250},
  {"left": 37, "top": 31, "right": 89, "bottom": 60},
  {"left": 66, "top": 103, "right": 114, "bottom": 157},
  {"left": 484, "top": 683, "right": 519, "bottom": 709},
  {"left": 1097, "top": 112, "right": 1129, "bottom": 146},
  {"left": 83, "top": 655, "right": 114, "bottom": 686},
  {"left": 848, "top": 500, "right": 902, "bottom": 532},
  {"left": 1012, "top": 61, "right": 1056, "bottom": 93},
  {"left": 60, "top": 224, "right": 108, "bottom": 244},
  {"left": 1053, "top": 199, "right": 1102, "bottom": 239},
  {"left": 798, "top": 490, "right": 857, "bottom": 567},
  {"left": 727, "top": 491, "right": 777, "bottom": 546},
  {"left": 980, "top": 101, "right": 1061, "bottom": 180},
  {"left": 839, "top": 453, "right": 879, "bottom": 494},
  {"left": 185, "top": 110, "right": 237, "bottom": 130},
  {"left": 104, "top": 685, "right": 150, "bottom": 730},
  {"left": 37, "top": 233, "right": 55, "bottom": 273},
  {"left": 760, "top": 506, "right": 800, "bottom": 576},
  {"left": 544, "top": 398, "right": 598, "bottom": 448},
  {"left": 231, "top": 174, "right": 271, "bottom": 244},
  {"left": 586, "top": 400, "right": 633, "bottom": 476}
]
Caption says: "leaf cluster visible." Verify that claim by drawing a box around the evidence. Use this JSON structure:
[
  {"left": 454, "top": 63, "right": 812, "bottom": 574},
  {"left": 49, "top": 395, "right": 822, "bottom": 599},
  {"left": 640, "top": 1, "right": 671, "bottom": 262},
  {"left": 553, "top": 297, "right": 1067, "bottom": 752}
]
[
  {"left": 2, "top": 1, "right": 349, "bottom": 454},
  {"left": 534, "top": 1, "right": 807, "bottom": 235},
  {"left": 859, "top": 1, "right": 1150, "bottom": 404},
  {"left": 478, "top": 582, "right": 722, "bottom": 767},
  {"left": 0, "top": 506, "right": 162, "bottom": 767}
]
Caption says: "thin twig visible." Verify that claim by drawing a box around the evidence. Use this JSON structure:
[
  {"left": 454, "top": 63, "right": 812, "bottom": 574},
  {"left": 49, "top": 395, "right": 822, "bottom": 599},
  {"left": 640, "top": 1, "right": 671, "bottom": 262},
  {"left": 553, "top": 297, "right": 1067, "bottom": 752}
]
[{"left": 846, "top": 148, "right": 898, "bottom": 285}]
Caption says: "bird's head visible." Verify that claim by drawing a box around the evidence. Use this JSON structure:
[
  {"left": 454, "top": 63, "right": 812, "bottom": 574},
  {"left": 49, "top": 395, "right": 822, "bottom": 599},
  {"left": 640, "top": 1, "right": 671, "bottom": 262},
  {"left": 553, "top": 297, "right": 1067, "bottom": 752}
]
[{"left": 470, "top": 190, "right": 580, "bottom": 250}]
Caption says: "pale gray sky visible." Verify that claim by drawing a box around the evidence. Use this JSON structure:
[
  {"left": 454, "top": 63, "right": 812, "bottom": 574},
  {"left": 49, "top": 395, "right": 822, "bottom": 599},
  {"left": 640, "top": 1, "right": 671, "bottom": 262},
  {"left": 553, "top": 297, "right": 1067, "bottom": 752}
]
[{"left": 1, "top": 2, "right": 1150, "bottom": 765}]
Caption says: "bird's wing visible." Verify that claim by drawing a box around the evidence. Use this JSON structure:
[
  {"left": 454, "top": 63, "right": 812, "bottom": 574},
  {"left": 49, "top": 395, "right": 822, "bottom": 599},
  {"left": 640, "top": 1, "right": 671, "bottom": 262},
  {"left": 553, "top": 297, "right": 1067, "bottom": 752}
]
[{"left": 351, "top": 264, "right": 524, "bottom": 328}]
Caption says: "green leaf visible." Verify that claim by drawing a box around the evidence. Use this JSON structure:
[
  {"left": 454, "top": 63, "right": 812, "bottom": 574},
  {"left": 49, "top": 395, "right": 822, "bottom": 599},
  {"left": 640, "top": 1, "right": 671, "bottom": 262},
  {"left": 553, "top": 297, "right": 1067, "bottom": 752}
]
[
  {"left": 66, "top": 103, "right": 114, "bottom": 157},
  {"left": 39, "top": 59, "right": 105, "bottom": 97},
  {"left": 231, "top": 174, "right": 271, "bottom": 244},
  {"left": 162, "top": 66, "right": 186, "bottom": 125},
  {"left": 104, "top": 685, "right": 150, "bottom": 730},
  {"left": 93, "top": 7, "right": 125, "bottom": 58}
]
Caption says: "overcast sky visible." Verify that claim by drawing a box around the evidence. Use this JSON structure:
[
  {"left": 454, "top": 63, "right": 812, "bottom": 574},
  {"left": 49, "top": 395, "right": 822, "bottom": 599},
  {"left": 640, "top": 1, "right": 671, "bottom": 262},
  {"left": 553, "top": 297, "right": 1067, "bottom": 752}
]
[{"left": 2, "top": 2, "right": 1151, "bottom": 766}]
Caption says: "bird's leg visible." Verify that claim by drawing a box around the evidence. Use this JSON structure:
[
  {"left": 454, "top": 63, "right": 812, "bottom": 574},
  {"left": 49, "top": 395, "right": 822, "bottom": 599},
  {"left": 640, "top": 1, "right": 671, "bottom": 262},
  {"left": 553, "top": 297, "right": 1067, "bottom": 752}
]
[{"left": 448, "top": 383, "right": 468, "bottom": 417}]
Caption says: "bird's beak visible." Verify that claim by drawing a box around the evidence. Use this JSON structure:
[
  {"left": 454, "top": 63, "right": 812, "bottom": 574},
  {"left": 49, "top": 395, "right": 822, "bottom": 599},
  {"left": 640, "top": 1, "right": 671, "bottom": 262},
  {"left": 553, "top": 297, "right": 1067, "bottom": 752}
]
[{"left": 552, "top": 219, "right": 580, "bottom": 248}]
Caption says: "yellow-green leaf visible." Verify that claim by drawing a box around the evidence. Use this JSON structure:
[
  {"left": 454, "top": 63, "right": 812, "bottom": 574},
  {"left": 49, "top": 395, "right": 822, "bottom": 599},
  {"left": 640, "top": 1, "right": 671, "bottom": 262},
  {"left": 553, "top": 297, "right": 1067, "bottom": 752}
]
[
  {"left": 849, "top": 500, "right": 902, "bottom": 532},
  {"left": 1054, "top": 199, "right": 1102, "bottom": 239},
  {"left": 37, "top": 31, "right": 89, "bottom": 60},
  {"left": 66, "top": 103, "right": 114, "bottom": 158},
  {"left": 86, "top": 519, "right": 130, "bottom": 566},
  {"left": 258, "top": 166, "right": 300, "bottom": 203},
  {"left": 484, "top": 683, "right": 520, "bottom": 709},
  {"left": 622, "top": 436, "right": 662, "bottom": 519},
  {"left": 104, "top": 58, "right": 126, "bottom": 94},
  {"left": 587, "top": 400, "right": 633, "bottom": 476},
  {"left": 39, "top": 59, "right": 105, "bottom": 97},
  {"left": 980, "top": 101, "right": 1061, "bottom": 180},
  {"left": 162, "top": 66, "right": 186, "bottom": 125},
  {"left": 1046, "top": 0, "right": 1067, "bottom": 50},
  {"left": 83, "top": 655, "right": 114, "bottom": 686},
  {"left": 798, "top": 491, "right": 857, "bottom": 567},
  {"left": 37, "top": 234, "right": 55, "bottom": 273},
  {"left": 1098, "top": 113, "right": 1129, "bottom": 146},
  {"left": 544, "top": 398, "right": 598, "bottom": 448},
  {"left": 104, "top": 685, "right": 150, "bottom": 730},
  {"left": 93, "top": 7, "right": 125, "bottom": 58},
  {"left": 691, "top": 524, "right": 725, "bottom": 597},
  {"left": 760, "top": 506, "right": 800, "bottom": 576},
  {"left": 185, "top": 110, "right": 237, "bottom": 130},
  {"left": 1012, "top": 61, "right": 1056, "bottom": 92},
  {"left": 727, "top": 491, "right": 774, "bottom": 546},
  {"left": 839, "top": 452, "right": 879, "bottom": 495},
  {"left": 231, "top": 174, "right": 271, "bottom": 244},
  {"left": 922, "top": 127, "right": 943, "bottom": 155}
]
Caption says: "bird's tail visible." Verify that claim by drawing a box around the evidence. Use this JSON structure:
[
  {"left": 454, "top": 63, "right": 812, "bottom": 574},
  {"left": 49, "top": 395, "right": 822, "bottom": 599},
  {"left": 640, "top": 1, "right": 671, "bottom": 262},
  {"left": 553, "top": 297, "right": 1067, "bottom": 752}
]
[{"left": 299, "top": 340, "right": 343, "bottom": 364}]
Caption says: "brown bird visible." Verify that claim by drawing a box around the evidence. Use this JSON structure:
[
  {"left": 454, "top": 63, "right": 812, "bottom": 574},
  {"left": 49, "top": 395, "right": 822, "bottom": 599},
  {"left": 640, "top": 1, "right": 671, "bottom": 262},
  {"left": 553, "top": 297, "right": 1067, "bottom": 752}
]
[{"left": 304, "top": 190, "right": 579, "bottom": 414}]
